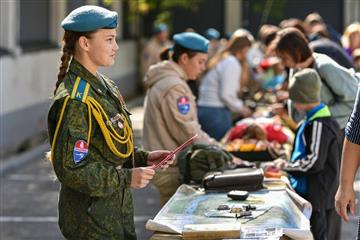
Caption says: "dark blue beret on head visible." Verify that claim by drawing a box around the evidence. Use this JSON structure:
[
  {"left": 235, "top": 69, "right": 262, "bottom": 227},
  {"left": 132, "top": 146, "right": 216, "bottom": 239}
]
[
  {"left": 61, "top": 5, "right": 118, "bottom": 32},
  {"left": 173, "top": 32, "right": 209, "bottom": 53}
]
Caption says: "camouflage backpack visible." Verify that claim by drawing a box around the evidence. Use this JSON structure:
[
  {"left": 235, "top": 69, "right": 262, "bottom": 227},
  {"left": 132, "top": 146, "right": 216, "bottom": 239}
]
[{"left": 177, "top": 143, "right": 233, "bottom": 184}]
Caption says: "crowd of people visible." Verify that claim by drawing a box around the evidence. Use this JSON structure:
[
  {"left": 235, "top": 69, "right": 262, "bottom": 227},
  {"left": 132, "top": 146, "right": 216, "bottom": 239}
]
[
  {"left": 140, "top": 12, "right": 360, "bottom": 240},
  {"left": 47, "top": 5, "right": 360, "bottom": 240}
]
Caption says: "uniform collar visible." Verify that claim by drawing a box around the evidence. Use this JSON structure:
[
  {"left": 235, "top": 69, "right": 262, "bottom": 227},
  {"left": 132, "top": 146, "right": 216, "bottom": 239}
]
[{"left": 69, "top": 58, "right": 107, "bottom": 95}]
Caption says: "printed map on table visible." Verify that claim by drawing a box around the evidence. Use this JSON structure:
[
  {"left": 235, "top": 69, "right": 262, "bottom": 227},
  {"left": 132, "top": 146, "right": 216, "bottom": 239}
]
[{"left": 146, "top": 184, "right": 312, "bottom": 240}]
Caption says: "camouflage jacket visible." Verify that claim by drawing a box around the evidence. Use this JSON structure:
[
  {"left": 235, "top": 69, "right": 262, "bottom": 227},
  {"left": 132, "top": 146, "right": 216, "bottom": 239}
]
[{"left": 47, "top": 59, "right": 148, "bottom": 239}]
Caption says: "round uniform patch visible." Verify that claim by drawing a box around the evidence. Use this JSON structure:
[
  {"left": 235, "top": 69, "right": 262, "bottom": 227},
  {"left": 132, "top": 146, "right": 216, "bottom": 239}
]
[
  {"left": 177, "top": 96, "right": 190, "bottom": 115},
  {"left": 73, "top": 140, "right": 89, "bottom": 164}
]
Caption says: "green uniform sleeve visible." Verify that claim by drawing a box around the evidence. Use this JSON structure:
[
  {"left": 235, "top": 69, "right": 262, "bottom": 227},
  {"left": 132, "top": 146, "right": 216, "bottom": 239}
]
[
  {"left": 53, "top": 99, "right": 131, "bottom": 197},
  {"left": 134, "top": 148, "right": 149, "bottom": 167},
  {"left": 122, "top": 148, "right": 149, "bottom": 168}
]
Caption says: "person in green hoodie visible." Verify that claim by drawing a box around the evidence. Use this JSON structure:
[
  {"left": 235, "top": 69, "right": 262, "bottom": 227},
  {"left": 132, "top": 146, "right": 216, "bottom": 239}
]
[{"left": 47, "top": 6, "right": 172, "bottom": 239}]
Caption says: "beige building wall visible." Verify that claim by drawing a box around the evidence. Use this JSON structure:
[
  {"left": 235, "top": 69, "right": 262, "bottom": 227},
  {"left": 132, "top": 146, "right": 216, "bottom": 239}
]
[
  {"left": 0, "top": 0, "right": 137, "bottom": 155},
  {"left": 343, "top": 0, "right": 360, "bottom": 28},
  {"left": 224, "top": 0, "right": 243, "bottom": 34}
]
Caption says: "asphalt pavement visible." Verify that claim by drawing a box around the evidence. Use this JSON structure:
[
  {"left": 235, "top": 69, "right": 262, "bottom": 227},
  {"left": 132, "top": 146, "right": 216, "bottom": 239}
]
[
  {"left": 0, "top": 104, "right": 358, "bottom": 239},
  {"left": 0, "top": 153, "right": 162, "bottom": 240}
]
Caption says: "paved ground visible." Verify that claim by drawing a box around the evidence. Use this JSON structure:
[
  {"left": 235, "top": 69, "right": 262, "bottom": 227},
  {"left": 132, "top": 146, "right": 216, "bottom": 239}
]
[
  {"left": 0, "top": 156, "right": 162, "bottom": 240},
  {"left": 0, "top": 105, "right": 358, "bottom": 239}
]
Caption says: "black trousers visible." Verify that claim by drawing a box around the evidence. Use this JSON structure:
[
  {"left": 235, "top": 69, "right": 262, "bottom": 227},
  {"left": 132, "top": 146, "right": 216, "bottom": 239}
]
[{"left": 311, "top": 208, "right": 341, "bottom": 240}]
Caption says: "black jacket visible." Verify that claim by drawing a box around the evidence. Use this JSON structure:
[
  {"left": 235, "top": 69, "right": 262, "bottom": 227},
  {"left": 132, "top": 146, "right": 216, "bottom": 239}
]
[{"left": 285, "top": 116, "right": 341, "bottom": 211}]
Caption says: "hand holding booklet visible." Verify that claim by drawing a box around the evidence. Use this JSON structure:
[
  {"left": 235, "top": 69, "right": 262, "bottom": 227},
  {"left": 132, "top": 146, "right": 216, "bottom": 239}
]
[{"left": 151, "top": 134, "right": 198, "bottom": 170}]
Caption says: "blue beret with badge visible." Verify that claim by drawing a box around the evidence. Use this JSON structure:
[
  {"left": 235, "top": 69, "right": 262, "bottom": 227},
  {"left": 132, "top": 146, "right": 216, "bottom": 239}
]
[
  {"left": 173, "top": 32, "right": 209, "bottom": 53},
  {"left": 61, "top": 5, "right": 118, "bottom": 32},
  {"left": 204, "top": 28, "right": 220, "bottom": 40}
]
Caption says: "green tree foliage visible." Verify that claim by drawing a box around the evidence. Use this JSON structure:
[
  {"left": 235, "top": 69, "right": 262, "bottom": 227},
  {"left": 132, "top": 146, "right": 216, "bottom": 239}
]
[
  {"left": 125, "top": 0, "right": 201, "bottom": 27},
  {"left": 253, "top": 0, "right": 287, "bottom": 22}
]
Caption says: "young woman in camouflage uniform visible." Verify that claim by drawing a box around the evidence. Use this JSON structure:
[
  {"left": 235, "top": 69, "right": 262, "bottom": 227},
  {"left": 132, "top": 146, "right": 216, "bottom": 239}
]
[{"left": 47, "top": 6, "right": 172, "bottom": 239}]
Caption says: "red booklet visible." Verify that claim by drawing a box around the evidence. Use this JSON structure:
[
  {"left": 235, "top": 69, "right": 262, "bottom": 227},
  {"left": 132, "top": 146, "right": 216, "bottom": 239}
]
[{"left": 151, "top": 134, "right": 198, "bottom": 170}]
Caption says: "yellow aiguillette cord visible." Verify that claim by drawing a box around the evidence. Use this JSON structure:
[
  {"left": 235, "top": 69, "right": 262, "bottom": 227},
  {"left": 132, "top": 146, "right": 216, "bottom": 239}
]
[{"left": 50, "top": 77, "right": 133, "bottom": 161}]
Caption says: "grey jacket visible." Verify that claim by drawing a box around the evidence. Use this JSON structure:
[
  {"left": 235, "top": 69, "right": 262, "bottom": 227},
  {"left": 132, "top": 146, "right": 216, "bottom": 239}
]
[
  {"left": 289, "top": 53, "right": 358, "bottom": 128},
  {"left": 312, "top": 53, "right": 358, "bottom": 129}
]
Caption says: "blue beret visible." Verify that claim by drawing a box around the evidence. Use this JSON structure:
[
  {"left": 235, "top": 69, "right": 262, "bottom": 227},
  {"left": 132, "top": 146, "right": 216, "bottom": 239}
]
[
  {"left": 204, "top": 28, "right": 220, "bottom": 40},
  {"left": 173, "top": 32, "right": 209, "bottom": 53},
  {"left": 154, "top": 23, "right": 168, "bottom": 34},
  {"left": 61, "top": 5, "right": 118, "bottom": 32}
]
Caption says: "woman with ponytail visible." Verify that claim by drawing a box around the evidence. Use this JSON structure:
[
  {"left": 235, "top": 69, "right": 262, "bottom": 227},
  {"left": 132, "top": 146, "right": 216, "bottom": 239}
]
[
  {"left": 197, "top": 29, "right": 254, "bottom": 140},
  {"left": 47, "top": 6, "right": 172, "bottom": 239}
]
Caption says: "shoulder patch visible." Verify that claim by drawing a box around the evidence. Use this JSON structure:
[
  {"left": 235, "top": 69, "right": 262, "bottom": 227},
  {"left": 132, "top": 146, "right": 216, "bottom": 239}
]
[
  {"left": 70, "top": 77, "right": 90, "bottom": 103},
  {"left": 73, "top": 140, "right": 89, "bottom": 164},
  {"left": 177, "top": 96, "right": 190, "bottom": 115}
]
